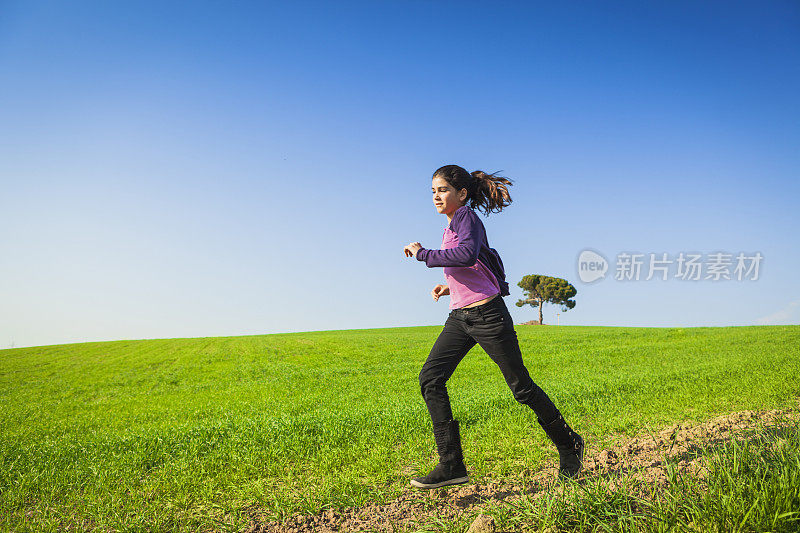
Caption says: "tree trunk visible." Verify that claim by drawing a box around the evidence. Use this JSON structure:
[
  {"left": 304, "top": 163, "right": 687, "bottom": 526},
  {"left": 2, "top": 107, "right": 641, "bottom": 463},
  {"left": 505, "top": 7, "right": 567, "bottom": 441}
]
[{"left": 538, "top": 298, "right": 544, "bottom": 325}]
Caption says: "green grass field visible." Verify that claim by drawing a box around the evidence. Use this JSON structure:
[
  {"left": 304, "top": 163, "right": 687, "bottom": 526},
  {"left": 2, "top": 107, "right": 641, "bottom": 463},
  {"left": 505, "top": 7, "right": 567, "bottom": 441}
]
[{"left": 1, "top": 324, "right": 799, "bottom": 531}]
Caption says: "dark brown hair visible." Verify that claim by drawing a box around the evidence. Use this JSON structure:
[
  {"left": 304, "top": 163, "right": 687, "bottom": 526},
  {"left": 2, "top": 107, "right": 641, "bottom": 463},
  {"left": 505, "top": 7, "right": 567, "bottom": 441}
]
[{"left": 432, "top": 164, "right": 513, "bottom": 216}]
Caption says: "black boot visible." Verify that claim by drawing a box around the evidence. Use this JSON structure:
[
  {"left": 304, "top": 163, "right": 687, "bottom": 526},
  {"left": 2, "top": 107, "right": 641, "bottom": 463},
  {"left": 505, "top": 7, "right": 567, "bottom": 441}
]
[
  {"left": 538, "top": 414, "right": 585, "bottom": 479},
  {"left": 411, "top": 419, "right": 469, "bottom": 489}
]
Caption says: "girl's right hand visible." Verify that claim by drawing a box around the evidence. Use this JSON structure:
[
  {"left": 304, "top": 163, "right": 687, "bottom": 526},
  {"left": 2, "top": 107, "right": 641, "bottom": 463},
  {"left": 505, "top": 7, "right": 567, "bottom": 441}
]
[{"left": 431, "top": 284, "right": 450, "bottom": 301}]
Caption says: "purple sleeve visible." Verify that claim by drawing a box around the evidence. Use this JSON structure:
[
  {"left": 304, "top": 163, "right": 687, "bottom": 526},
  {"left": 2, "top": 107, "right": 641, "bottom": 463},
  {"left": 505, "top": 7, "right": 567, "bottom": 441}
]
[{"left": 415, "top": 209, "right": 481, "bottom": 267}]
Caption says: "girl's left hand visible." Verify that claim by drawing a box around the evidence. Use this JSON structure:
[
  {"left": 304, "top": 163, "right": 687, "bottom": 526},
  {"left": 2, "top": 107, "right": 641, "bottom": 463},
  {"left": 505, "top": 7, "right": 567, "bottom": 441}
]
[{"left": 404, "top": 242, "right": 422, "bottom": 258}]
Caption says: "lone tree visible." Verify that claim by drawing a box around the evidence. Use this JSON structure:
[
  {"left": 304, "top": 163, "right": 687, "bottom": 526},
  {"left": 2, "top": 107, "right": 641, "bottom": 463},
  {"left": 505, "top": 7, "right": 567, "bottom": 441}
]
[{"left": 515, "top": 274, "right": 577, "bottom": 325}]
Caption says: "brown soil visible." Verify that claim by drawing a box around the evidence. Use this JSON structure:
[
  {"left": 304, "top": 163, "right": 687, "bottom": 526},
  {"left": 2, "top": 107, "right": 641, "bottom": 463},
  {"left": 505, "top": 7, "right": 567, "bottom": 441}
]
[{"left": 246, "top": 403, "right": 800, "bottom": 533}]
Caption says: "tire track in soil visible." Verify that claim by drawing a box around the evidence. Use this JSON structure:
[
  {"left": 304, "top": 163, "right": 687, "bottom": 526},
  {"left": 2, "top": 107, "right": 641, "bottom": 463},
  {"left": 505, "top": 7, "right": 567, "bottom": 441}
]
[{"left": 247, "top": 402, "right": 800, "bottom": 533}]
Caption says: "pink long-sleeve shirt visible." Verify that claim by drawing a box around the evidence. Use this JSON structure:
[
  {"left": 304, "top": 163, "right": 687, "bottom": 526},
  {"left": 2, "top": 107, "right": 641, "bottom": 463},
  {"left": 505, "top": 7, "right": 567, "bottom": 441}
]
[{"left": 416, "top": 205, "right": 510, "bottom": 309}]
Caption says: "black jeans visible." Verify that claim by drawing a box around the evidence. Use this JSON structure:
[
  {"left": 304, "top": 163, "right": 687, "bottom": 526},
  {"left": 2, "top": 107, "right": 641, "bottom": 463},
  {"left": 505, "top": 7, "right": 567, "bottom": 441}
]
[{"left": 419, "top": 295, "right": 560, "bottom": 425}]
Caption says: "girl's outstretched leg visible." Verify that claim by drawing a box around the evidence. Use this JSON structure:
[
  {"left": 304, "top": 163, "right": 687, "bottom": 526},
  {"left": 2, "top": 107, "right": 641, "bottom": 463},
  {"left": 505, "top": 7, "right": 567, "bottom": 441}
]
[
  {"left": 469, "top": 298, "right": 585, "bottom": 479},
  {"left": 413, "top": 315, "right": 476, "bottom": 488}
]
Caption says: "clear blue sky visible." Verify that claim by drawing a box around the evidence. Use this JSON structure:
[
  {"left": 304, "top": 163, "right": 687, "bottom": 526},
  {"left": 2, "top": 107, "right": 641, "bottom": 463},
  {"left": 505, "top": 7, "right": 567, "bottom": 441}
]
[{"left": 1, "top": 1, "right": 798, "bottom": 348}]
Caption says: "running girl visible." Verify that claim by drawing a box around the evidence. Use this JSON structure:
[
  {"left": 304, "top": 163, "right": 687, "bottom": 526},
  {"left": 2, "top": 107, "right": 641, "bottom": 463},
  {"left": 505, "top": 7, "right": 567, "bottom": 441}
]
[{"left": 403, "top": 164, "right": 584, "bottom": 489}]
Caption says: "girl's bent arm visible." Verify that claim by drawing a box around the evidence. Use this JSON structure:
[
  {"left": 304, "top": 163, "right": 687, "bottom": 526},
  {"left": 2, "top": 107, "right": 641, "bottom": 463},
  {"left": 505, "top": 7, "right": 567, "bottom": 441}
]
[{"left": 415, "top": 209, "right": 481, "bottom": 268}]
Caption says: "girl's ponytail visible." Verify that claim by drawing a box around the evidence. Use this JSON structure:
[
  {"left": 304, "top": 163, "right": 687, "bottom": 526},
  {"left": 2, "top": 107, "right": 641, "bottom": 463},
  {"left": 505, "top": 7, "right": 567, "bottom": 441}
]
[
  {"left": 432, "top": 164, "right": 514, "bottom": 216},
  {"left": 470, "top": 170, "right": 513, "bottom": 216}
]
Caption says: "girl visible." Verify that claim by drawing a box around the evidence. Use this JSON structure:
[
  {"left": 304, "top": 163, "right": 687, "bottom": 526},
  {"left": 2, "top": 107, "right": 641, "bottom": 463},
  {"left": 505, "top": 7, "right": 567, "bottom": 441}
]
[{"left": 402, "top": 164, "right": 584, "bottom": 489}]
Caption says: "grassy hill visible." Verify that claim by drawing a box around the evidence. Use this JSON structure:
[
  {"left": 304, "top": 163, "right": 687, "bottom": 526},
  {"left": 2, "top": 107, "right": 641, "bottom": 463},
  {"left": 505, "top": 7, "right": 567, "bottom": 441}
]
[{"left": 1, "top": 325, "right": 798, "bottom": 531}]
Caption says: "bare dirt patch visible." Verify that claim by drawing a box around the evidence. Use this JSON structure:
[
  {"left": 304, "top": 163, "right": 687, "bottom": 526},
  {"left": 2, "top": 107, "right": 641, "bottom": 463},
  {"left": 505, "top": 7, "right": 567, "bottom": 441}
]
[{"left": 247, "top": 403, "right": 800, "bottom": 533}]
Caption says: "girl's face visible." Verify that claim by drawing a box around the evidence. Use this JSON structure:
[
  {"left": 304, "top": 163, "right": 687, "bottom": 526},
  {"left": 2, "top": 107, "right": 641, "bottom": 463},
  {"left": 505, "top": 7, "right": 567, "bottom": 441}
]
[{"left": 432, "top": 177, "right": 467, "bottom": 217}]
